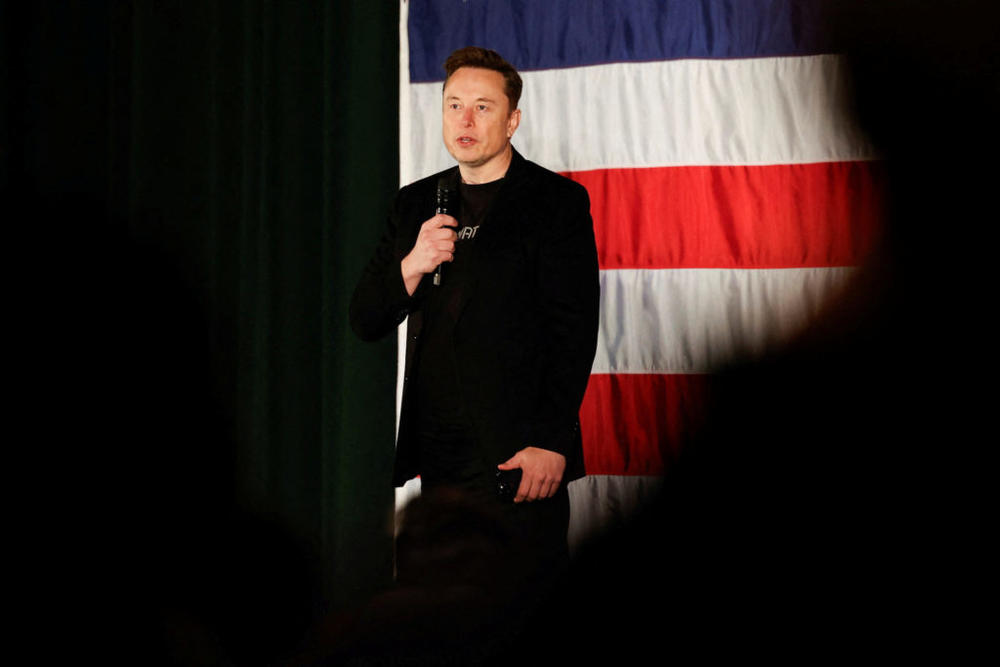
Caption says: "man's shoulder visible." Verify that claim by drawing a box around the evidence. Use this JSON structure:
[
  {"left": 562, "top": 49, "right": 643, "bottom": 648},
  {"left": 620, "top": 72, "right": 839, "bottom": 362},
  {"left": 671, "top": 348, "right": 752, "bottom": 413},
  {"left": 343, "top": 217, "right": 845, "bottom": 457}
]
[{"left": 511, "top": 152, "right": 589, "bottom": 203}]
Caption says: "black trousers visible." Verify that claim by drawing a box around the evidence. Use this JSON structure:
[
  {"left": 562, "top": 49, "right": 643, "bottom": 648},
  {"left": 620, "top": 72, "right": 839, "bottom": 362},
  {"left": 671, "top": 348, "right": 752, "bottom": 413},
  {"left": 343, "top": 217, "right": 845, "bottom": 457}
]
[{"left": 416, "top": 430, "right": 570, "bottom": 587}]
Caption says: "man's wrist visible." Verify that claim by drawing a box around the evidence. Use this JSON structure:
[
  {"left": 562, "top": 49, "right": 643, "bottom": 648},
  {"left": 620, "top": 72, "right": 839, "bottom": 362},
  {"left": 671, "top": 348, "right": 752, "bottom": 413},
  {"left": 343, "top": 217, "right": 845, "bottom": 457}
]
[{"left": 400, "top": 255, "right": 423, "bottom": 295}]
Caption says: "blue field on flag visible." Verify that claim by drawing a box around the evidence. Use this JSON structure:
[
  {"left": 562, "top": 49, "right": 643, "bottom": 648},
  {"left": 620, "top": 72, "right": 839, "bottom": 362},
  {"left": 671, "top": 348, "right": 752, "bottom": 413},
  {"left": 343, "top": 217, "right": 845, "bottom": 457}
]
[{"left": 408, "top": 0, "right": 833, "bottom": 82}]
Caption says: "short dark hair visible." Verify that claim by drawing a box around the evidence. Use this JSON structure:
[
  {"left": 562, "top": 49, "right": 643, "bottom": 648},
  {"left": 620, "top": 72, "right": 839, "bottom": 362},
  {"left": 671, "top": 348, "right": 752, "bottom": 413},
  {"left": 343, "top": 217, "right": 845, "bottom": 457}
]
[{"left": 443, "top": 46, "right": 522, "bottom": 110}]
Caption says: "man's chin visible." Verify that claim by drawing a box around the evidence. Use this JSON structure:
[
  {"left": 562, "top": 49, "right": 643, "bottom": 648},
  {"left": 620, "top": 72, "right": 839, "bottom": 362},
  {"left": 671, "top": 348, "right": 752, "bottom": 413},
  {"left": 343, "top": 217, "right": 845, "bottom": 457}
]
[
  {"left": 447, "top": 149, "right": 485, "bottom": 168},
  {"left": 446, "top": 143, "right": 512, "bottom": 177}
]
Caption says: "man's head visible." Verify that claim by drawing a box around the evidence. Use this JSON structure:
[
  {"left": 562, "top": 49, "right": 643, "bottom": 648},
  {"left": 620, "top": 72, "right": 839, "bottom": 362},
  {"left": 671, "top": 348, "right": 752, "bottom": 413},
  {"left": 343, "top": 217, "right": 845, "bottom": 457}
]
[
  {"left": 443, "top": 46, "right": 522, "bottom": 110},
  {"left": 441, "top": 47, "right": 522, "bottom": 182}
]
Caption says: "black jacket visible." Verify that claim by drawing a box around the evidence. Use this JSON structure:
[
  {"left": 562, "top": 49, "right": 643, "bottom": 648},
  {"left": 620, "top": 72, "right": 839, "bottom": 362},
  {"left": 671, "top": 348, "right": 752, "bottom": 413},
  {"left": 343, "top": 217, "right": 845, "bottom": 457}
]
[{"left": 350, "top": 148, "right": 600, "bottom": 487}]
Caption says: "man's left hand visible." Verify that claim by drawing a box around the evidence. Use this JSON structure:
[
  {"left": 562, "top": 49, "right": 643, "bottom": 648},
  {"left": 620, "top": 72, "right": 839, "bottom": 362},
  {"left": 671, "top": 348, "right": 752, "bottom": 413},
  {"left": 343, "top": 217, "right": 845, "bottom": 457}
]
[{"left": 497, "top": 447, "right": 566, "bottom": 503}]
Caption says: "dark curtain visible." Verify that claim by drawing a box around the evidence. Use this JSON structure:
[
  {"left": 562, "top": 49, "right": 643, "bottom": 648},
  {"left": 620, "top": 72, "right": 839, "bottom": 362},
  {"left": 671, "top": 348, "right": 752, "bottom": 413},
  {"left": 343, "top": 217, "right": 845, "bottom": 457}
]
[{"left": 5, "top": 0, "right": 399, "bottom": 633}]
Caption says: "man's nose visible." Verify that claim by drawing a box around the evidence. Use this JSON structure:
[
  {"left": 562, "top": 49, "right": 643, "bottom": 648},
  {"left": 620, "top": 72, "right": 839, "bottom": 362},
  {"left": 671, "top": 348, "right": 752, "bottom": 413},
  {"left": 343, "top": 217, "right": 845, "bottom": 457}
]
[{"left": 461, "top": 108, "right": 474, "bottom": 125}]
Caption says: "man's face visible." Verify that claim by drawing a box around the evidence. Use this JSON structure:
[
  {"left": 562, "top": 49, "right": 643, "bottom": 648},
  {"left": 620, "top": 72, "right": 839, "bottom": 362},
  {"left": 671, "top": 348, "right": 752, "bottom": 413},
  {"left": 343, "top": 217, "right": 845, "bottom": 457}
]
[{"left": 442, "top": 67, "right": 521, "bottom": 177}]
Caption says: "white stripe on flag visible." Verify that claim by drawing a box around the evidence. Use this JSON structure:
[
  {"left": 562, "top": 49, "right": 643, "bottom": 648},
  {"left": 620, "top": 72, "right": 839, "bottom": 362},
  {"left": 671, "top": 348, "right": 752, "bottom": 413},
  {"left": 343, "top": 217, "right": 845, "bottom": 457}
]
[
  {"left": 404, "top": 54, "right": 875, "bottom": 182},
  {"left": 567, "top": 474, "right": 664, "bottom": 552},
  {"left": 593, "top": 267, "right": 855, "bottom": 374}
]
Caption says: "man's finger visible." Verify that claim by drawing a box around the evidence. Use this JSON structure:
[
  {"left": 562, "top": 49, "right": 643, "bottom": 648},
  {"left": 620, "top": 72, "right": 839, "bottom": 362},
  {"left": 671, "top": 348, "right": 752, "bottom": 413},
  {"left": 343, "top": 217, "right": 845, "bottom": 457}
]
[
  {"left": 514, "top": 475, "right": 532, "bottom": 503},
  {"left": 434, "top": 213, "right": 458, "bottom": 228},
  {"left": 497, "top": 455, "right": 521, "bottom": 470},
  {"left": 430, "top": 226, "right": 457, "bottom": 240},
  {"left": 420, "top": 215, "right": 456, "bottom": 235},
  {"left": 522, "top": 476, "right": 543, "bottom": 503}
]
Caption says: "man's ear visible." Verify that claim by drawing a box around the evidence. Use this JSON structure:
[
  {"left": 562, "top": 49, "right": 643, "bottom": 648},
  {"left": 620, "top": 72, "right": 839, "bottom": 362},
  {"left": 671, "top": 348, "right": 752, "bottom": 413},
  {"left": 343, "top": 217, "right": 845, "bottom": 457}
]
[{"left": 507, "top": 108, "right": 521, "bottom": 139}]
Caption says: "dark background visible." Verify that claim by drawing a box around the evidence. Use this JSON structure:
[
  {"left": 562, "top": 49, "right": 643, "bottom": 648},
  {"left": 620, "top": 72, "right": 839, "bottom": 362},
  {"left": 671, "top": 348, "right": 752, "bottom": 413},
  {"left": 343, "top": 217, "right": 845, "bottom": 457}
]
[{"left": 4, "top": 0, "right": 400, "bottom": 628}]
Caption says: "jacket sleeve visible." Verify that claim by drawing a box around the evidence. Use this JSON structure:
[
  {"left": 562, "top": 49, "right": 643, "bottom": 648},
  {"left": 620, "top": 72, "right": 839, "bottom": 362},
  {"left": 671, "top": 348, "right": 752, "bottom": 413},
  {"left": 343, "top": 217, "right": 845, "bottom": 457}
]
[
  {"left": 349, "top": 192, "right": 420, "bottom": 342},
  {"left": 521, "top": 180, "right": 600, "bottom": 458}
]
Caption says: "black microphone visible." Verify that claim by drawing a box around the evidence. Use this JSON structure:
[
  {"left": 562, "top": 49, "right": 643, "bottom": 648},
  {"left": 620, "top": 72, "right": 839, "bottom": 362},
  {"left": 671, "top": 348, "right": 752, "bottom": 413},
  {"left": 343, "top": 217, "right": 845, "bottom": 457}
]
[{"left": 433, "top": 175, "right": 454, "bottom": 286}]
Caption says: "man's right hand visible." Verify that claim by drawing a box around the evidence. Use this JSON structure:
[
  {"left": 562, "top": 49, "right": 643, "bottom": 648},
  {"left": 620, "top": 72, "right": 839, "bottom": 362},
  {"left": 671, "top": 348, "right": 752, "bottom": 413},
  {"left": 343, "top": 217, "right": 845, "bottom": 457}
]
[{"left": 400, "top": 214, "right": 458, "bottom": 295}]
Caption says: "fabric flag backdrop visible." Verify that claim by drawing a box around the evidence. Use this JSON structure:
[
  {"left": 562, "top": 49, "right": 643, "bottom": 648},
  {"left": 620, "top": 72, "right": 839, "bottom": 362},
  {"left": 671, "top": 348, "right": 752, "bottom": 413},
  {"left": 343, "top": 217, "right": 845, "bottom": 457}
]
[{"left": 396, "top": 0, "right": 882, "bottom": 547}]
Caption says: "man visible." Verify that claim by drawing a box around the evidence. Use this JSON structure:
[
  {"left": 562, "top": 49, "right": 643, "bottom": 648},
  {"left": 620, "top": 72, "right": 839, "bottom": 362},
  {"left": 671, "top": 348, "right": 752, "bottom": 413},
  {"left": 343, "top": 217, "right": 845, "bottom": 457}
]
[{"left": 350, "top": 47, "right": 599, "bottom": 572}]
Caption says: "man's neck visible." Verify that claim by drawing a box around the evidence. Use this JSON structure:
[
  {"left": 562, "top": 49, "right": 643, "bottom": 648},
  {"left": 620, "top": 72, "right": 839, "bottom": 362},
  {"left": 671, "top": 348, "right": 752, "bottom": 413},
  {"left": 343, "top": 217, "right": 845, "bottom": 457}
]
[{"left": 458, "top": 144, "right": 513, "bottom": 184}]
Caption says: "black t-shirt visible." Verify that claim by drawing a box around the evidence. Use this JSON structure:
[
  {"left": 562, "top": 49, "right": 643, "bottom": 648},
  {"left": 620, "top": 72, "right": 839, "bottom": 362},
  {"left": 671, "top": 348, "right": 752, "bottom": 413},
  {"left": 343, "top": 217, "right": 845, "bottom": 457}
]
[{"left": 414, "top": 177, "right": 504, "bottom": 481}]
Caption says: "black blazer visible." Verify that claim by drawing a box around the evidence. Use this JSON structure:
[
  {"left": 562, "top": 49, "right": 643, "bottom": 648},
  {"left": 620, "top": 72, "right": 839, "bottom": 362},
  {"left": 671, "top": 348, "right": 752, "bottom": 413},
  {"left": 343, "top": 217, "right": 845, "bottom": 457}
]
[{"left": 350, "top": 148, "right": 600, "bottom": 487}]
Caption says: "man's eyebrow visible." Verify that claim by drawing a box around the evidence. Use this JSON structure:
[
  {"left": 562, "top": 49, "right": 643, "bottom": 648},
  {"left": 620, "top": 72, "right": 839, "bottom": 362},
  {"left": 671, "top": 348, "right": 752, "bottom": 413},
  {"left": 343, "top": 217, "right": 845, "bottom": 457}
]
[{"left": 445, "top": 95, "right": 497, "bottom": 104}]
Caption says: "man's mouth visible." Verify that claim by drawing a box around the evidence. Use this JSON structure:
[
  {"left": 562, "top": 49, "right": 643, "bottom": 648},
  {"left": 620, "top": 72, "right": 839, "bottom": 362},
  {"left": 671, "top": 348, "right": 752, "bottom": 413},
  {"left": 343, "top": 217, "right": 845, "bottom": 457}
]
[{"left": 457, "top": 136, "right": 476, "bottom": 146}]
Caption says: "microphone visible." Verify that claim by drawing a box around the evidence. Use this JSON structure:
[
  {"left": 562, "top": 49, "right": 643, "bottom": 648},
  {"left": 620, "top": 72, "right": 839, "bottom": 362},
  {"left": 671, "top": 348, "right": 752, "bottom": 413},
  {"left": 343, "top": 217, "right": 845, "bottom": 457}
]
[{"left": 433, "top": 175, "right": 454, "bottom": 286}]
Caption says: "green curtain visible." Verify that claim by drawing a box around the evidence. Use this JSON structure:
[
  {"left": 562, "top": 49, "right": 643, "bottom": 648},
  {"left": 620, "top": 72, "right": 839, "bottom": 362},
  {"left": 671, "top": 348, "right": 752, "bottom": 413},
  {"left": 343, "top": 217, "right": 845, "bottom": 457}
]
[{"left": 6, "top": 0, "right": 400, "bottom": 615}]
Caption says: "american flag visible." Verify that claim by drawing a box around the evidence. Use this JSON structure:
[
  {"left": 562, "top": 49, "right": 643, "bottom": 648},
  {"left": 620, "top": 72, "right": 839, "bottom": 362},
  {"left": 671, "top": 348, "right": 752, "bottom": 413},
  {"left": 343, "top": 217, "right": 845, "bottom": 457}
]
[{"left": 397, "top": 0, "right": 881, "bottom": 547}]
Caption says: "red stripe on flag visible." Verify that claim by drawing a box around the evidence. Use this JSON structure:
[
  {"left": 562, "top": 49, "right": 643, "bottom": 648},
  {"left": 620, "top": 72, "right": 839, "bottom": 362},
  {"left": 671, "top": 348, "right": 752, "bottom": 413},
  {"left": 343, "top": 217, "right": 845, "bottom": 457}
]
[
  {"left": 580, "top": 373, "right": 710, "bottom": 476},
  {"left": 565, "top": 161, "right": 885, "bottom": 270}
]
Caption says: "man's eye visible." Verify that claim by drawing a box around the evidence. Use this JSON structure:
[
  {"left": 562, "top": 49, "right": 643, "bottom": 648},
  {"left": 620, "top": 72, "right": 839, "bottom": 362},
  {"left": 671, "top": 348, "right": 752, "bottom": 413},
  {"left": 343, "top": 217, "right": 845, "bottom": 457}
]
[{"left": 477, "top": 105, "right": 488, "bottom": 111}]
